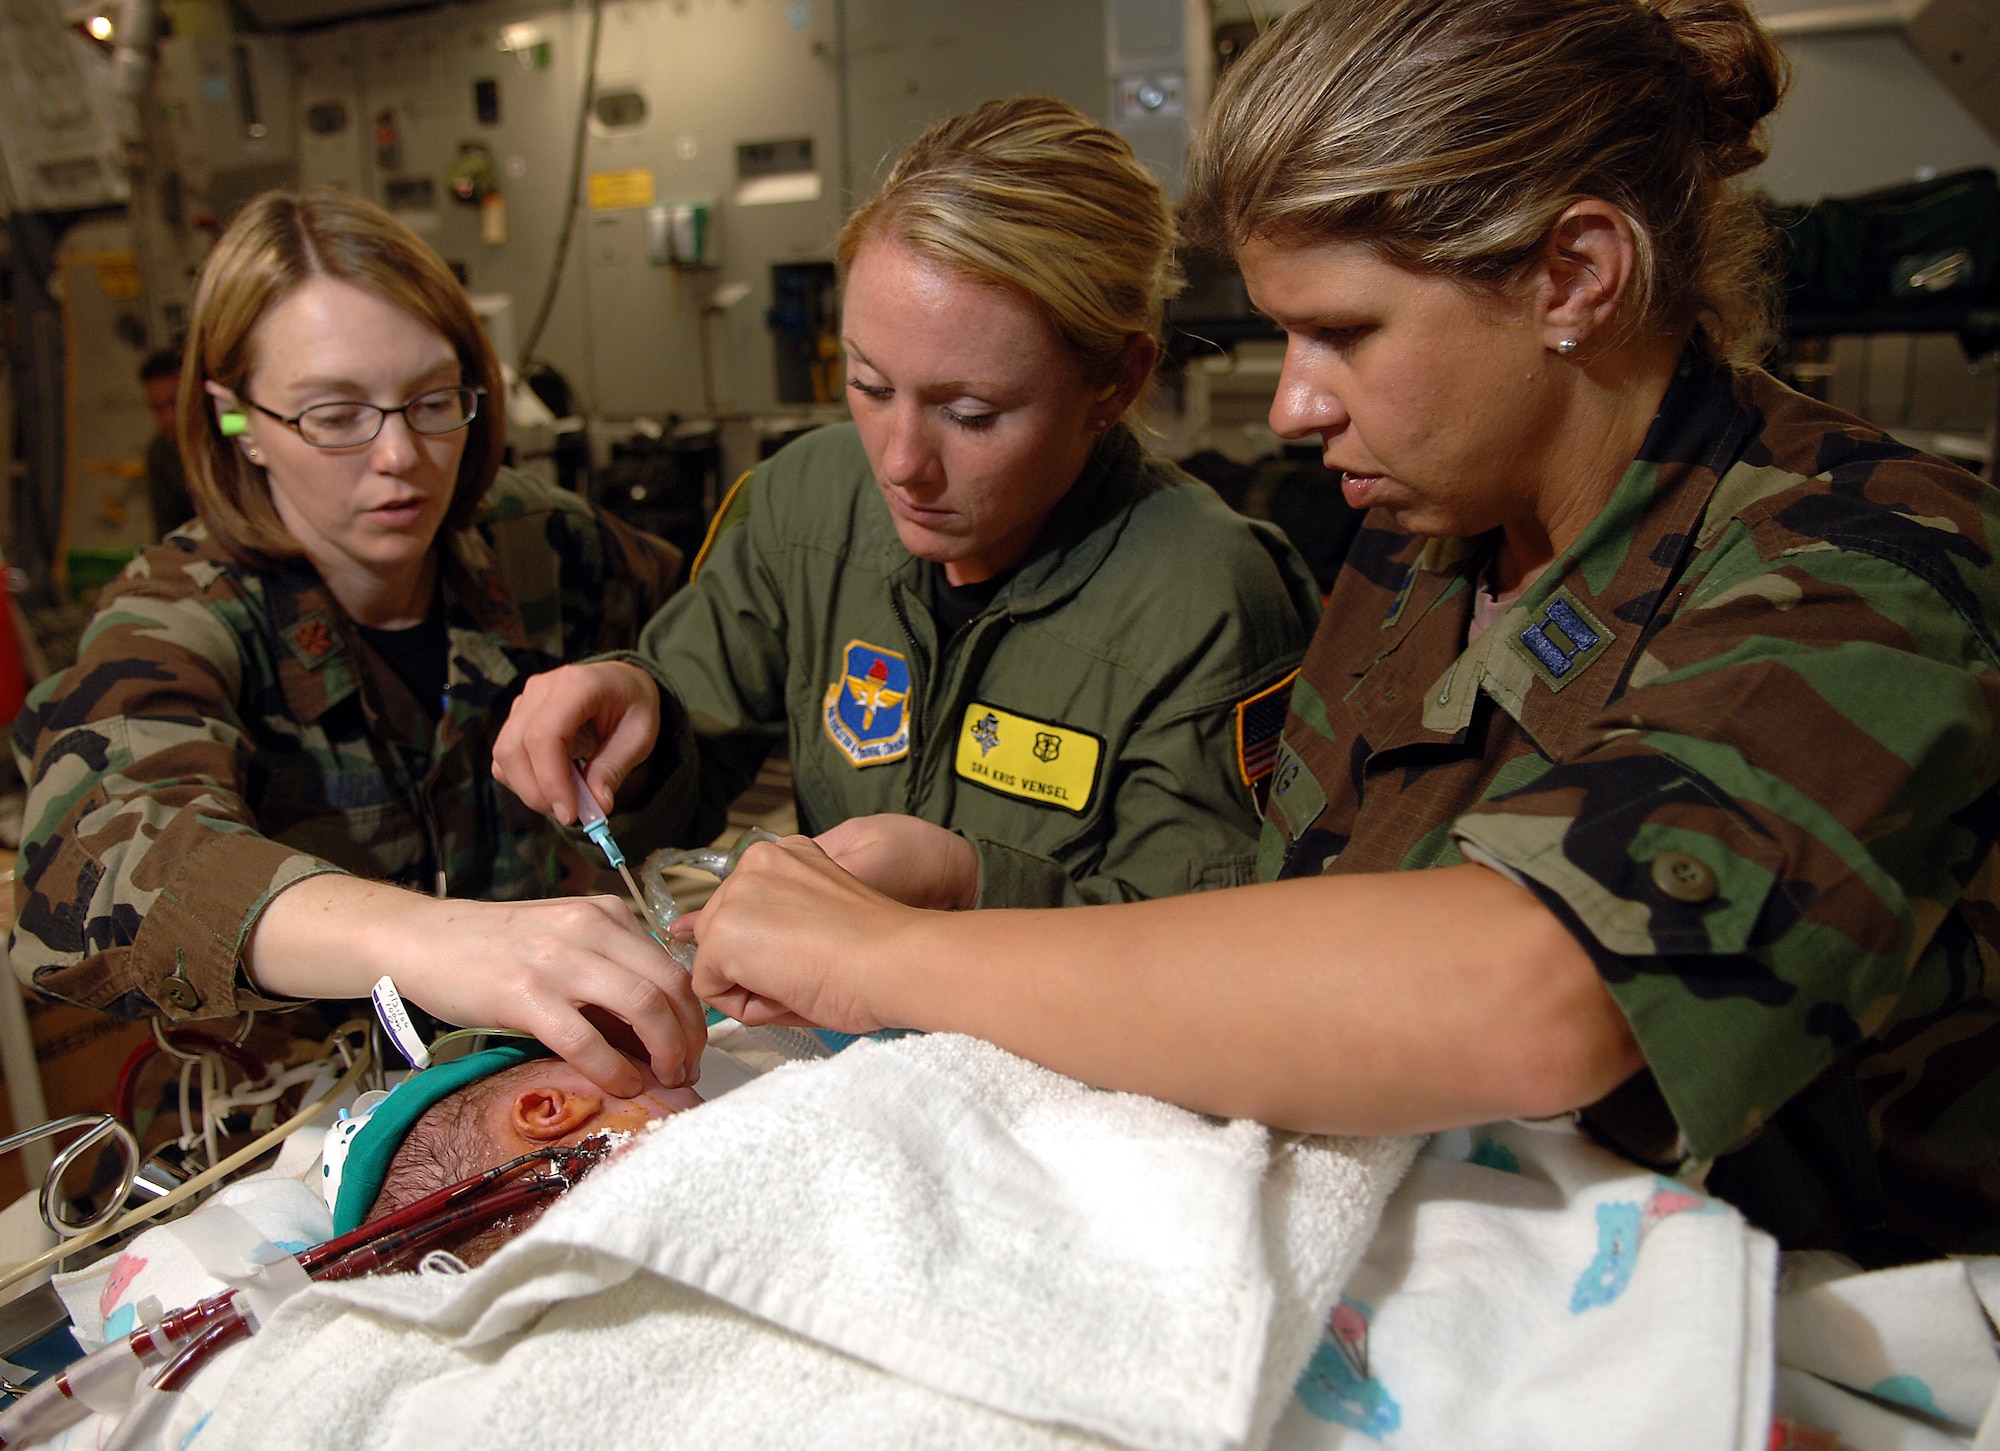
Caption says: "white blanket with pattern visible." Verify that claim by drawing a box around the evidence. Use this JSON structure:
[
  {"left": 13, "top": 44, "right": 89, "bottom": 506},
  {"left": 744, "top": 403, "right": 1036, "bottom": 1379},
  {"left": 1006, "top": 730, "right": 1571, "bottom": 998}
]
[{"left": 191, "top": 1033, "right": 1419, "bottom": 1451}]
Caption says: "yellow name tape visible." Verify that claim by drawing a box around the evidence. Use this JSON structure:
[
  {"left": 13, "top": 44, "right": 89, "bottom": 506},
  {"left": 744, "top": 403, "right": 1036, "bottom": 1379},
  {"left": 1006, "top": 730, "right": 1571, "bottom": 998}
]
[{"left": 954, "top": 702, "right": 1101, "bottom": 814}]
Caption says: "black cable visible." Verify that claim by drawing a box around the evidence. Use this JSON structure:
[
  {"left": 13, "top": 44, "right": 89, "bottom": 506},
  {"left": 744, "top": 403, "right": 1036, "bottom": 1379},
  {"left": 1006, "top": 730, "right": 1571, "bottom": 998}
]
[{"left": 516, "top": 0, "right": 604, "bottom": 374}]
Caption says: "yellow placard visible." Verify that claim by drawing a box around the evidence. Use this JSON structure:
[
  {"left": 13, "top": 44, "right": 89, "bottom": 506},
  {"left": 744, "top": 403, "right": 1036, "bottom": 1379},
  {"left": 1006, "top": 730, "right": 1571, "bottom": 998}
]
[
  {"left": 954, "top": 702, "right": 1101, "bottom": 815},
  {"left": 96, "top": 258, "right": 143, "bottom": 299},
  {"left": 587, "top": 168, "right": 655, "bottom": 211}
]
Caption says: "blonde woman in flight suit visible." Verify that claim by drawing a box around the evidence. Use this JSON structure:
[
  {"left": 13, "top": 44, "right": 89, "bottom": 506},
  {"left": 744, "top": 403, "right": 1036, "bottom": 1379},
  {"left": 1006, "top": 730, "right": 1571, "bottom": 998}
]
[{"left": 495, "top": 97, "right": 1322, "bottom": 911}]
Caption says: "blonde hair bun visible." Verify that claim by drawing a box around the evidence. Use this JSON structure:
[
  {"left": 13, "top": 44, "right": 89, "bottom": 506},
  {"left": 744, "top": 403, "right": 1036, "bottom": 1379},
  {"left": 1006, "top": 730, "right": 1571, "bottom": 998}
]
[{"left": 838, "top": 96, "right": 1179, "bottom": 388}]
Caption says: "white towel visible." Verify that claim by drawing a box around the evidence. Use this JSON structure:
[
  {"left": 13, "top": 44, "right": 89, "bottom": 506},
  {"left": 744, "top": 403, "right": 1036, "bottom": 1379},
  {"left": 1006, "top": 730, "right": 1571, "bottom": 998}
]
[
  {"left": 1264, "top": 1120, "right": 1778, "bottom": 1451},
  {"left": 196, "top": 1033, "right": 1418, "bottom": 1451}
]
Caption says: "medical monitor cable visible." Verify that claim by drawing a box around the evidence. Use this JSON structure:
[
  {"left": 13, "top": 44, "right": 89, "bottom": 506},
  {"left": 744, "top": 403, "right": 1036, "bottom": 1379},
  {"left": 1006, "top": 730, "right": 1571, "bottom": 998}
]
[
  {"left": 0, "top": 1032, "right": 374, "bottom": 1302},
  {"left": 515, "top": 0, "right": 604, "bottom": 376}
]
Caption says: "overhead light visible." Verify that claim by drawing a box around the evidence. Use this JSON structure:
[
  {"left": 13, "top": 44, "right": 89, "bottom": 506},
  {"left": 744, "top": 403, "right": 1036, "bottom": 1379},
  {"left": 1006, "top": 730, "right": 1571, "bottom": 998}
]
[{"left": 86, "top": 14, "right": 112, "bottom": 39}]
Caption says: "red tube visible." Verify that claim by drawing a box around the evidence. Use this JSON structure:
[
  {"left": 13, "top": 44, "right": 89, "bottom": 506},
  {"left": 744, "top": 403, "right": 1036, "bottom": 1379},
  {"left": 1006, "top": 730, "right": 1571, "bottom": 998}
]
[
  {"left": 152, "top": 1311, "right": 249, "bottom": 1394},
  {"left": 312, "top": 1178, "right": 565, "bottom": 1280}
]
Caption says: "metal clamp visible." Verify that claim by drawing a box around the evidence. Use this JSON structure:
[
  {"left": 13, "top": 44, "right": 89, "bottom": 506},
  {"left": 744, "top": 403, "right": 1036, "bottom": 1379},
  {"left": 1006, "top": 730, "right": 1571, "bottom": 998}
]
[{"left": 0, "top": 1114, "right": 141, "bottom": 1239}]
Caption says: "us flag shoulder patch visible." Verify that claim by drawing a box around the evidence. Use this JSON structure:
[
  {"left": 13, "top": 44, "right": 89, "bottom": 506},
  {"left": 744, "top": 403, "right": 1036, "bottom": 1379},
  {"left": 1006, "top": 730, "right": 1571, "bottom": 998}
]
[{"left": 1236, "top": 668, "right": 1297, "bottom": 788}]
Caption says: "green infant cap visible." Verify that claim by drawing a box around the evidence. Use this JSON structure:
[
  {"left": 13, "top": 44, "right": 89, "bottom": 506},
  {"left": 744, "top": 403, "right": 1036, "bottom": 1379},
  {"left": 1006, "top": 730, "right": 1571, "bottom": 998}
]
[{"left": 322, "top": 1042, "right": 552, "bottom": 1236}]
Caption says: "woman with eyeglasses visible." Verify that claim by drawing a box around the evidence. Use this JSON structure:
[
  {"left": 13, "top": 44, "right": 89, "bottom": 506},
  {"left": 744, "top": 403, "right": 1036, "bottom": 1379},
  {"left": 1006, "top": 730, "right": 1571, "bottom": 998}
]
[{"left": 11, "top": 189, "right": 707, "bottom": 1101}]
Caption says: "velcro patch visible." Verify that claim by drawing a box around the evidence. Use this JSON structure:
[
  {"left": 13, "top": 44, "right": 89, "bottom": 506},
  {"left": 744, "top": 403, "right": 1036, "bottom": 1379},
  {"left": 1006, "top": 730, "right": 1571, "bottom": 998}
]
[
  {"left": 954, "top": 702, "right": 1101, "bottom": 814},
  {"left": 1265, "top": 738, "right": 1326, "bottom": 842},
  {"left": 822, "top": 639, "right": 911, "bottom": 768},
  {"left": 1236, "top": 668, "right": 1297, "bottom": 787},
  {"left": 1508, "top": 588, "right": 1613, "bottom": 693},
  {"left": 285, "top": 611, "right": 341, "bottom": 669}
]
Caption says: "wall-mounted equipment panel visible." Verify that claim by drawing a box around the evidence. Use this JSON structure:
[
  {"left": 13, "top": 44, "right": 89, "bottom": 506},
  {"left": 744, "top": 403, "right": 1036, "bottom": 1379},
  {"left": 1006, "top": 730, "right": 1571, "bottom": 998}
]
[
  {"left": 1105, "top": 0, "right": 1194, "bottom": 196},
  {"left": 289, "top": 0, "right": 1111, "bottom": 431},
  {"left": 156, "top": 33, "right": 297, "bottom": 220},
  {"left": 0, "top": 0, "right": 130, "bottom": 212}
]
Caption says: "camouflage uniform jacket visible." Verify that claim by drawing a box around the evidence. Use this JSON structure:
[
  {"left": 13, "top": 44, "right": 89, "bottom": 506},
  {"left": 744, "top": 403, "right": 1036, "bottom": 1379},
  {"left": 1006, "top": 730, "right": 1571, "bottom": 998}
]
[
  {"left": 614, "top": 422, "right": 1321, "bottom": 906},
  {"left": 11, "top": 468, "right": 682, "bottom": 1022},
  {"left": 1261, "top": 353, "right": 2000, "bottom": 1259}
]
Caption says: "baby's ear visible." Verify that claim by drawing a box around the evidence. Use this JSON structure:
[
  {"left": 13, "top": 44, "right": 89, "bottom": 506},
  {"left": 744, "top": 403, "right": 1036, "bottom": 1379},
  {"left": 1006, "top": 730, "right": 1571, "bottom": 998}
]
[{"left": 511, "top": 1086, "right": 603, "bottom": 1142}]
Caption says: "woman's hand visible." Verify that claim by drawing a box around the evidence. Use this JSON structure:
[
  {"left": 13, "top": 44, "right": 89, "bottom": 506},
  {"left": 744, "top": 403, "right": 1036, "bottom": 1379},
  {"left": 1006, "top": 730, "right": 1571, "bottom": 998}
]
[
  {"left": 682, "top": 836, "right": 917, "bottom": 1033},
  {"left": 813, "top": 814, "right": 979, "bottom": 910},
  {"left": 248, "top": 877, "right": 706, "bottom": 1097},
  {"left": 490, "top": 660, "right": 662, "bottom": 820}
]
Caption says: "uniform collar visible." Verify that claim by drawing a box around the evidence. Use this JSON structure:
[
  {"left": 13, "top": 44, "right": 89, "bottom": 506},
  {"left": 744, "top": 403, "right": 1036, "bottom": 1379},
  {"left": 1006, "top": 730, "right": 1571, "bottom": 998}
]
[
  {"left": 1356, "top": 349, "right": 1758, "bottom": 754},
  {"left": 920, "top": 423, "right": 1148, "bottom": 617},
  {"left": 266, "top": 516, "right": 531, "bottom": 729}
]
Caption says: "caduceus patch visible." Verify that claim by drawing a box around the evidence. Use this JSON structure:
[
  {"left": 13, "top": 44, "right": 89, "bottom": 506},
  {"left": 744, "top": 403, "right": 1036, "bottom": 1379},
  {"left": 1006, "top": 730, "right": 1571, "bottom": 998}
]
[{"left": 823, "top": 639, "right": 912, "bottom": 767}]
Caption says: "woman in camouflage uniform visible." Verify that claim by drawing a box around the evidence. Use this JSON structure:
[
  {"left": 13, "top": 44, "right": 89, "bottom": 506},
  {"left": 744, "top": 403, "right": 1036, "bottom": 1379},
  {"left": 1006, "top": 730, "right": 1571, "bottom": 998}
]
[
  {"left": 677, "top": 0, "right": 2000, "bottom": 1260},
  {"left": 12, "top": 191, "right": 705, "bottom": 1099}
]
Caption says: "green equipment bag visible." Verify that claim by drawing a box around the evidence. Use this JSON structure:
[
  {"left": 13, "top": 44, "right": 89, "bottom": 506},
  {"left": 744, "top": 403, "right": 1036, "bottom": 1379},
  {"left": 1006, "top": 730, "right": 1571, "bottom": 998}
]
[{"left": 1773, "top": 167, "right": 1999, "bottom": 314}]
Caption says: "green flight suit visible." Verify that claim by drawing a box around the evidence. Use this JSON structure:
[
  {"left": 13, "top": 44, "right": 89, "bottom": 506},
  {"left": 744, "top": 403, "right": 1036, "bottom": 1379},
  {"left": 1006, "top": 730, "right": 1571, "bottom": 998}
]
[{"left": 619, "top": 422, "right": 1321, "bottom": 906}]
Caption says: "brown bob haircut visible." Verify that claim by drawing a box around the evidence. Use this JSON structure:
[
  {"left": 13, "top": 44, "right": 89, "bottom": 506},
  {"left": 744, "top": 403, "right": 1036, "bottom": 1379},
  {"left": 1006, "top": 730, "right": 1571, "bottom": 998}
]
[{"left": 178, "top": 188, "right": 506, "bottom": 567}]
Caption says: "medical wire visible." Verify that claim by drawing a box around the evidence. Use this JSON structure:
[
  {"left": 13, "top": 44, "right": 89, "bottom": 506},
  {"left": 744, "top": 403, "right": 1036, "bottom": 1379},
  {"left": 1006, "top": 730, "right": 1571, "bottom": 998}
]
[
  {"left": 515, "top": 0, "right": 603, "bottom": 373},
  {"left": 0, "top": 1036, "right": 374, "bottom": 1300}
]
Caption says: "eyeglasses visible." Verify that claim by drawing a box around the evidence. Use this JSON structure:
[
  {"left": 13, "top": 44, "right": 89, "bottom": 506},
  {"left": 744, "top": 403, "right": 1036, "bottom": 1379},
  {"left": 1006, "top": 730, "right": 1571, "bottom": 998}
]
[{"left": 237, "top": 385, "right": 485, "bottom": 448}]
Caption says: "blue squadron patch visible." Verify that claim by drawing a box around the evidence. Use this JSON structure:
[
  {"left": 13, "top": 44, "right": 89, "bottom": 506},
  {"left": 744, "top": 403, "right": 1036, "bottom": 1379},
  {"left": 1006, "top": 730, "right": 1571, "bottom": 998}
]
[{"left": 823, "top": 639, "right": 911, "bottom": 767}]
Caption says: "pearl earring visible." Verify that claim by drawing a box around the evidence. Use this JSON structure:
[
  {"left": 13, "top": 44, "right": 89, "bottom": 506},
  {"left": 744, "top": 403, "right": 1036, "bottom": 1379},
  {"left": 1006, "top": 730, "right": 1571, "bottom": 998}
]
[
  {"left": 1556, "top": 338, "right": 1580, "bottom": 357},
  {"left": 245, "top": 447, "right": 261, "bottom": 462}
]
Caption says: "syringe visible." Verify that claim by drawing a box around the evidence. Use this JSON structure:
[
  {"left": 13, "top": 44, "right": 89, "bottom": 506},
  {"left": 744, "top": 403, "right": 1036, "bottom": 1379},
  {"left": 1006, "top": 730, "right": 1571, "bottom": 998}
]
[{"left": 570, "top": 762, "right": 651, "bottom": 923}]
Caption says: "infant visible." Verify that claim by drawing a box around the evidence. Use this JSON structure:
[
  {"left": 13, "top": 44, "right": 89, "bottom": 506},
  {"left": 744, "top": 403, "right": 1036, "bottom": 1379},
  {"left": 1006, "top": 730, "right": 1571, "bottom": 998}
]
[{"left": 322, "top": 1043, "right": 702, "bottom": 1264}]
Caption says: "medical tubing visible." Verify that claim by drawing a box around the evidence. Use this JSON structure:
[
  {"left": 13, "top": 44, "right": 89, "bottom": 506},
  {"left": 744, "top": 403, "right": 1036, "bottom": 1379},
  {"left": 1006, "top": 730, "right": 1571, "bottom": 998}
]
[
  {"left": 0, "top": 1041, "right": 374, "bottom": 1300},
  {"left": 114, "top": 1029, "right": 271, "bottom": 1124},
  {"left": 97, "top": 1381, "right": 181, "bottom": 1451},
  {"left": 151, "top": 1313, "right": 250, "bottom": 1394},
  {"left": 0, "top": 1339, "right": 139, "bottom": 1446},
  {"left": 120, "top": 1148, "right": 608, "bottom": 1393},
  {"left": 200, "top": 1058, "right": 336, "bottom": 1114},
  {"left": 173, "top": 1059, "right": 192, "bottom": 1156},
  {"left": 0, "top": 1139, "right": 606, "bottom": 1431},
  {"left": 0, "top": 1271, "right": 267, "bottom": 1443},
  {"left": 0, "top": 1375, "right": 72, "bottom": 1447},
  {"left": 312, "top": 1177, "right": 567, "bottom": 1280},
  {"left": 298, "top": 1137, "right": 604, "bottom": 1275},
  {"left": 0, "top": 1303, "right": 184, "bottom": 1447},
  {"left": 200, "top": 1055, "right": 220, "bottom": 1174}
]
